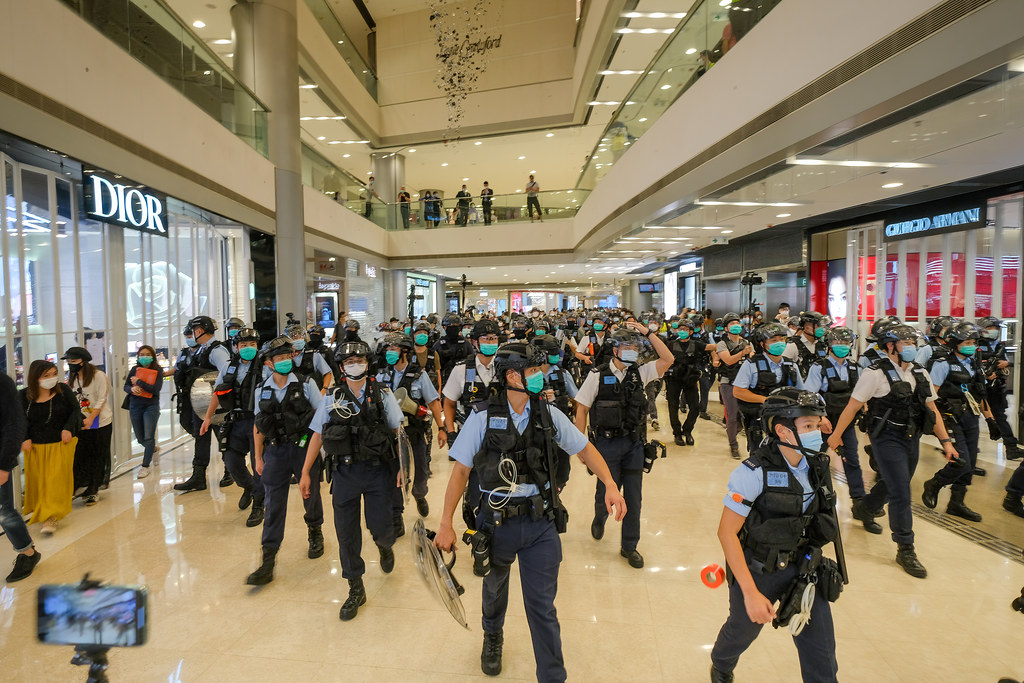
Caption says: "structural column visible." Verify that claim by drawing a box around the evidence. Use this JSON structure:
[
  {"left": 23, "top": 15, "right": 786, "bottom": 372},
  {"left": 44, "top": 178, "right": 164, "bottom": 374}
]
[
  {"left": 232, "top": 0, "right": 305, "bottom": 329},
  {"left": 371, "top": 152, "right": 405, "bottom": 230}
]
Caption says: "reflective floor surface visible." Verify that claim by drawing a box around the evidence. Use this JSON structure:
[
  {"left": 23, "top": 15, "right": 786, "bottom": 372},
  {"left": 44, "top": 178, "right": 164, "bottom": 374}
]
[{"left": 2, "top": 395, "right": 1023, "bottom": 682}]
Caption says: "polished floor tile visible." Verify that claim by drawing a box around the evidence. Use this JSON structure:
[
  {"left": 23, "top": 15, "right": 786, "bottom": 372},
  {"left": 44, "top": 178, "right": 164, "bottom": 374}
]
[{"left": 2, "top": 396, "right": 1023, "bottom": 682}]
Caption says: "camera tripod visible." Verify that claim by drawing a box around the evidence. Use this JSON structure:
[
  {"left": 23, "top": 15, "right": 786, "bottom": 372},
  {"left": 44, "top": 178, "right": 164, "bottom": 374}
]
[{"left": 71, "top": 646, "right": 110, "bottom": 683}]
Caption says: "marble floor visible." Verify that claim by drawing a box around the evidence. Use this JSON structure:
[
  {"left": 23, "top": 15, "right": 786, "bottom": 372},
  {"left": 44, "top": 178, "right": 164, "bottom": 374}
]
[{"left": 2, "top": 396, "right": 1023, "bottom": 682}]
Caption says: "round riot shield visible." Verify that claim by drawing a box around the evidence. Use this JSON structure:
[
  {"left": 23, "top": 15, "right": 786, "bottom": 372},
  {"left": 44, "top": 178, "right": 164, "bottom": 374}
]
[
  {"left": 189, "top": 371, "right": 225, "bottom": 424},
  {"left": 411, "top": 520, "right": 468, "bottom": 629},
  {"left": 398, "top": 429, "right": 413, "bottom": 504}
]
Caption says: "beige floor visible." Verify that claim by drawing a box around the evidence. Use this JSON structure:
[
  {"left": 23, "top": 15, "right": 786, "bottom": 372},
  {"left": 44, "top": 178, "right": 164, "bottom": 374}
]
[{"left": 2, "top": 398, "right": 1023, "bottom": 682}]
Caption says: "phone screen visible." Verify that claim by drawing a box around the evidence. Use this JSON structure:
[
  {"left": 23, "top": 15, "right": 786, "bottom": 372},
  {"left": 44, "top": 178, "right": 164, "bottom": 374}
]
[{"left": 37, "top": 584, "right": 148, "bottom": 647}]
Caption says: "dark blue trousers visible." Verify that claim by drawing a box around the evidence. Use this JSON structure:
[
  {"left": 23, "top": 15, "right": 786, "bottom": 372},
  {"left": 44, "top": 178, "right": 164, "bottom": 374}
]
[
  {"left": 1007, "top": 461, "right": 1024, "bottom": 497},
  {"left": 223, "top": 417, "right": 262, "bottom": 504},
  {"left": 862, "top": 426, "right": 920, "bottom": 545},
  {"left": 711, "top": 552, "right": 838, "bottom": 682},
  {"left": 191, "top": 411, "right": 212, "bottom": 468},
  {"left": 592, "top": 435, "right": 643, "bottom": 551},
  {"left": 699, "top": 371, "right": 712, "bottom": 412},
  {"left": 666, "top": 376, "right": 700, "bottom": 438},
  {"left": 827, "top": 414, "right": 864, "bottom": 499},
  {"left": 0, "top": 475, "right": 33, "bottom": 553},
  {"left": 987, "top": 389, "right": 1018, "bottom": 447},
  {"left": 479, "top": 508, "right": 565, "bottom": 683},
  {"left": 933, "top": 413, "right": 978, "bottom": 491},
  {"left": 331, "top": 459, "right": 396, "bottom": 580},
  {"left": 260, "top": 444, "right": 323, "bottom": 550}
]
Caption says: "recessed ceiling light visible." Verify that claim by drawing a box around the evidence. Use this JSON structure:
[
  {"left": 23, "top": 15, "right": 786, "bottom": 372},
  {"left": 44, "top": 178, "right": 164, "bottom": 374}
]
[
  {"left": 300, "top": 116, "right": 312, "bottom": 121},
  {"left": 300, "top": 84, "right": 318, "bottom": 89},
  {"left": 337, "top": 40, "right": 344, "bottom": 44},
  {"left": 776, "top": 213, "right": 792, "bottom": 218},
  {"left": 441, "top": 162, "right": 448, "bottom": 166},
  {"left": 213, "top": 39, "right": 232, "bottom": 45},
  {"left": 685, "top": 48, "right": 697, "bottom": 55},
  {"left": 518, "top": 156, "right": 526, "bottom": 160},
  {"left": 317, "top": 136, "right": 326, "bottom": 140},
  {"left": 408, "top": 148, "right": 416, "bottom": 153},
  {"left": 226, "top": 53, "right": 233, "bottom": 58},
  {"left": 546, "top": 133, "right": 554, "bottom": 138},
  {"left": 474, "top": 141, "right": 482, "bottom": 145},
  {"left": 660, "top": 84, "right": 671, "bottom": 90},
  {"left": 491, "top": 267, "right": 496, "bottom": 269},
  {"left": 697, "top": 200, "right": 802, "bottom": 207},
  {"left": 462, "top": 177, "right": 469, "bottom": 181},
  {"left": 343, "top": 154, "right": 350, "bottom": 158},
  {"left": 530, "top": 170, "right": 536, "bottom": 174},
  {"left": 328, "top": 141, "right": 341, "bottom": 144},
  {"left": 192, "top": 20, "right": 206, "bottom": 28},
  {"left": 638, "top": 117, "right": 647, "bottom": 122},
  {"left": 882, "top": 182, "right": 904, "bottom": 189},
  {"left": 721, "top": 230, "right": 733, "bottom": 234}
]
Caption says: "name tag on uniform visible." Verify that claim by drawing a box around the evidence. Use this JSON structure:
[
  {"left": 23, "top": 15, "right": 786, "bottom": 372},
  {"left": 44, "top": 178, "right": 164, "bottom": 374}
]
[
  {"left": 766, "top": 471, "right": 789, "bottom": 488},
  {"left": 489, "top": 416, "right": 508, "bottom": 430},
  {"left": 603, "top": 376, "right": 617, "bottom": 385},
  {"left": 261, "top": 389, "right": 273, "bottom": 400}
]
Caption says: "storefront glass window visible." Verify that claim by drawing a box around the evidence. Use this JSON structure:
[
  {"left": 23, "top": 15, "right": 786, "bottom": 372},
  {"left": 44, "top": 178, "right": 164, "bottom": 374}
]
[
  {"left": 1003, "top": 226, "right": 1021, "bottom": 320},
  {"left": 949, "top": 232, "right": 967, "bottom": 318},
  {"left": 924, "top": 235, "right": 943, "bottom": 319},
  {"left": 904, "top": 250, "right": 920, "bottom": 322},
  {"left": 975, "top": 227, "right": 995, "bottom": 317}
]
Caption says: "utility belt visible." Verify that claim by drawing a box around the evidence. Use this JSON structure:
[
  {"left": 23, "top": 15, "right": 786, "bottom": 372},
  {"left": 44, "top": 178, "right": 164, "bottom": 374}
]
[
  {"left": 589, "top": 425, "right": 640, "bottom": 440},
  {"left": 265, "top": 431, "right": 310, "bottom": 449},
  {"left": 481, "top": 492, "right": 567, "bottom": 532},
  {"left": 744, "top": 539, "right": 809, "bottom": 575},
  {"left": 223, "top": 409, "right": 255, "bottom": 425},
  {"left": 325, "top": 448, "right": 393, "bottom": 469}
]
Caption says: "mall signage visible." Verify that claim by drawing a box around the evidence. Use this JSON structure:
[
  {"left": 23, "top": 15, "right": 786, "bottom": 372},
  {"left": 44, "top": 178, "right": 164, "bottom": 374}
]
[
  {"left": 83, "top": 172, "right": 167, "bottom": 236},
  {"left": 883, "top": 199, "right": 985, "bottom": 242}
]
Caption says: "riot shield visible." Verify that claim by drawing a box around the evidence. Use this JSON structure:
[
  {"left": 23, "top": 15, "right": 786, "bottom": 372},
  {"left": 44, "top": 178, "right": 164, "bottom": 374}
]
[
  {"left": 189, "top": 371, "right": 225, "bottom": 424},
  {"left": 398, "top": 428, "right": 413, "bottom": 504},
  {"left": 410, "top": 519, "right": 468, "bottom": 629}
]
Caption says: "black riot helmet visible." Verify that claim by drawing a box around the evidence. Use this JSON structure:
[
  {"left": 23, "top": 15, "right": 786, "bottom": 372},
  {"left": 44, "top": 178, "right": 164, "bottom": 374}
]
[
  {"left": 188, "top": 315, "right": 217, "bottom": 337},
  {"left": 471, "top": 318, "right": 501, "bottom": 340},
  {"left": 753, "top": 322, "right": 789, "bottom": 345},
  {"left": 875, "top": 323, "right": 917, "bottom": 351},
  {"left": 867, "top": 315, "right": 902, "bottom": 343},
  {"left": 307, "top": 324, "right": 326, "bottom": 346},
  {"left": 225, "top": 317, "right": 245, "bottom": 334},
  {"left": 976, "top": 315, "right": 1002, "bottom": 330},
  {"left": 344, "top": 318, "right": 360, "bottom": 331},
  {"left": 944, "top": 322, "right": 979, "bottom": 344},
  {"left": 493, "top": 341, "right": 543, "bottom": 389},
  {"left": 722, "top": 311, "right": 741, "bottom": 326},
  {"left": 442, "top": 312, "right": 463, "bottom": 330},
  {"left": 381, "top": 332, "right": 414, "bottom": 354},
  {"left": 234, "top": 327, "right": 260, "bottom": 345},
  {"left": 929, "top": 315, "right": 957, "bottom": 337},
  {"left": 335, "top": 340, "right": 371, "bottom": 365},
  {"left": 530, "top": 333, "right": 561, "bottom": 357},
  {"left": 510, "top": 317, "right": 532, "bottom": 339},
  {"left": 825, "top": 326, "right": 856, "bottom": 345},
  {"left": 610, "top": 327, "right": 643, "bottom": 348},
  {"left": 760, "top": 387, "right": 827, "bottom": 444},
  {"left": 262, "top": 335, "right": 294, "bottom": 360}
]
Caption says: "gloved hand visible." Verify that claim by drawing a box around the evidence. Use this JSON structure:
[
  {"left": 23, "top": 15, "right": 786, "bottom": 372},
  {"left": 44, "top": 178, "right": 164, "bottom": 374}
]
[{"left": 987, "top": 417, "right": 1001, "bottom": 441}]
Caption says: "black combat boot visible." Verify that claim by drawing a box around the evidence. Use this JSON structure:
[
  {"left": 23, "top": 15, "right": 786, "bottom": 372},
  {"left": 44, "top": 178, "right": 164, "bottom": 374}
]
[
  {"left": 710, "top": 664, "right": 734, "bottom": 683},
  {"left": 393, "top": 513, "right": 405, "bottom": 538},
  {"left": 219, "top": 471, "right": 234, "bottom": 488},
  {"left": 415, "top": 497, "right": 430, "bottom": 517},
  {"left": 246, "top": 546, "right": 277, "bottom": 585},
  {"left": 339, "top": 578, "right": 366, "bottom": 621},
  {"left": 307, "top": 525, "right": 325, "bottom": 559},
  {"left": 1002, "top": 493, "right": 1024, "bottom": 518},
  {"left": 921, "top": 477, "right": 942, "bottom": 509},
  {"left": 946, "top": 487, "right": 982, "bottom": 522},
  {"left": 238, "top": 486, "right": 253, "bottom": 510},
  {"left": 378, "top": 544, "right": 395, "bottom": 573},
  {"left": 674, "top": 435, "right": 685, "bottom": 446},
  {"left": 173, "top": 466, "right": 207, "bottom": 492},
  {"left": 851, "top": 498, "right": 883, "bottom": 534},
  {"left": 246, "top": 501, "right": 265, "bottom": 527},
  {"left": 896, "top": 544, "right": 927, "bottom": 579},
  {"left": 481, "top": 630, "right": 503, "bottom": 676}
]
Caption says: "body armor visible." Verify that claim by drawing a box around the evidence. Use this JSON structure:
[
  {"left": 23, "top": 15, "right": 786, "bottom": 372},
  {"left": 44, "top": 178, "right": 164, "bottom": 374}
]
[
  {"left": 588, "top": 363, "right": 647, "bottom": 439},
  {"left": 434, "top": 337, "right": 473, "bottom": 383},
  {"left": 864, "top": 358, "right": 932, "bottom": 437},
  {"left": 214, "top": 358, "right": 258, "bottom": 418},
  {"left": 293, "top": 348, "right": 329, "bottom": 389},
  {"left": 254, "top": 380, "right": 315, "bottom": 446},
  {"left": 814, "top": 358, "right": 858, "bottom": 418},
  {"left": 320, "top": 378, "right": 396, "bottom": 465},
  {"left": 384, "top": 363, "right": 430, "bottom": 435},
  {"left": 718, "top": 338, "right": 749, "bottom": 382},
  {"left": 796, "top": 337, "right": 828, "bottom": 376},
  {"left": 737, "top": 354, "right": 798, "bottom": 418},
  {"left": 455, "top": 360, "right": 495, "bottom": 419},
  {"left": 544, "top": 366, "right": 572, "bottom": 415},
  {"left": 666, "top": 337, "right": 705, "bottom": 384},
  {"left": 935, "top": 356, "right": 986, "bottom": 419},
  {"left": 577, "top": 333, "right": 614, "bottom": 366}
]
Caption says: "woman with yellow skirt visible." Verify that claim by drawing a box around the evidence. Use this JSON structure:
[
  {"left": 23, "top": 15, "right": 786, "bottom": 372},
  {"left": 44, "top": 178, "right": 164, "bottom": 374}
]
[{"left": 19, "top": 360, "right": 81, "bottom": 535}]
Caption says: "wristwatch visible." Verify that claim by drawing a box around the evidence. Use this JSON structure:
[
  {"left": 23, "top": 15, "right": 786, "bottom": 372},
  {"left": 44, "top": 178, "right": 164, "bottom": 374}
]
[
  {"left": 447, "top": 430, "right": 458, "bottom": 444},
  {"left": 939, "top": 438, "right": 952, "bottom": 444}
]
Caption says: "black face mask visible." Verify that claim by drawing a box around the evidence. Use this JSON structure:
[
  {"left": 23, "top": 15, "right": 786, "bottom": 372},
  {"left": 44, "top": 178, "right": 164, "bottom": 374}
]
[
  {"left": 68, "top": 363, "right": 82, "bottom": 376},
  {"left": 309, "top": 334, "right": 323, "bottom": 348},
  {"left": 513, "top": 330, "right": 526, "bottom": 339},
  {"left": 345, "top": 330, "right": 358, "bottom": 341}
]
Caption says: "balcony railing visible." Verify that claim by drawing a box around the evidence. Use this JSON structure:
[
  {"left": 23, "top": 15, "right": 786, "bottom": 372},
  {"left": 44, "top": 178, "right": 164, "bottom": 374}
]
[
  {"left": 303, "top": 0, "right": 378, "bottom": 99},
  {"left": 58, "top": 0, "right": 269, "bottom": 157},
  {"left": 576, "top": 0, "right": 781, "bottom": 190}
]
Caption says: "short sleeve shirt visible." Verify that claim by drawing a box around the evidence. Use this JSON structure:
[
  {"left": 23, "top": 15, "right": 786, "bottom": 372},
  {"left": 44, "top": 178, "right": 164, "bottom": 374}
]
[
  {"left": 723, "top": 452, "right": 814, "bottom": 517},
  {"left": 442, "top": 357, "right": 495, "bottom": 402},
  {"left": 574, "top": 361, "right": 659, "bottom": 408},
  {"left": 309, "top": 380, "right": 403, "bottom": 434},
  {"left": 252, "top": 374, "right": 323, "bottom": 417}
]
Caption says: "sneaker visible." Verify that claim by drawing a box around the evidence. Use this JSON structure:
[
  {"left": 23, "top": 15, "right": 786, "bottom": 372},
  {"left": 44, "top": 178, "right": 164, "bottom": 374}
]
[
  {"left": 5, "top": 549, "right": 41, "bottom": 583},
  {"left": 137, "top": 466, "right": 150, "bottom": 479},
  {"left": 84, "top": 495, "right": 99, "bottom": 506},
  {"left": 41, "top": 517, "right": 58, "bottom": 535},
  {"left": 650, "top": 420, "right": 660, "bottom": 431},
  {"left": 699, "top": 412, "right": 712, "bottom": 421}
]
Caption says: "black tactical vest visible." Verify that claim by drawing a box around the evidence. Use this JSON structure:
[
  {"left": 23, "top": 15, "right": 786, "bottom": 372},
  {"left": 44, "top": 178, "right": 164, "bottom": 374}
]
[
  {"left": 185, "top": 340, "right": 224, "bottom": 391},
  {"left": 865, "top": 358, "right": 931, "bottom": 435},
  {"left": 588, "top": 363, "right": 647, "bottom": 438},
  {"left": 925, "top": 343, "right": 951, "bottom": 371},
  {"left": 173, "top": 347, "right": 192, "bottom": 394},
  {"left": 434, "top": 337, "right": 472, "bottom": 383},
  {"left": 384, "top": 363, "right": 430, "bottom": 433},
  {"left": 935, "top": 355, "right": 985, "bottom": 412},
  {"left": 718, "top": 338, "right": 748, "bottom": 382},
  {"left": 737, "top": 355, "right": 798, "bottom": 417},
  {"left": 254, "top": 380, "right": 315, "bottom": 446},
  {"left": 796, "top": 337, "right": 828, "bottom": 376},
  {"left": 739, "top": 444, "right": 836, "bottom": 572},
  {"left": 667, "top": 337, "right": 704, "bottom": 383},
  {"left": 214, "top": 358, "right": 258, "bottom": 416},
  {"left": 456, "top": 360, "right": 495, "bottom": 417},
  {"left": 814, "top": 358, "right": 858, "bottom": 417},
  {"left": 320, "top": 378, "right": 395, "bottom": 463},
  {"left": 293, "top": 349, "right": 327, "bottom": 389}
]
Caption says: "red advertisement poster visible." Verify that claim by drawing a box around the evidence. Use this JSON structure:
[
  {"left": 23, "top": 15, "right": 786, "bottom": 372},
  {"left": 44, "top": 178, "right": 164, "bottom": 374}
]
[
  {"left": 511, "top": 291, "right": 522, "bottom": 313},
  {"left": 975, "top": 256, "right": 993, "bottom": 317},
  {"left": 1003, "top": 255, "right": 1020, "bottom": 319},
  {"left": 809, "top": 260, "right": 828, "bottom": 316}
]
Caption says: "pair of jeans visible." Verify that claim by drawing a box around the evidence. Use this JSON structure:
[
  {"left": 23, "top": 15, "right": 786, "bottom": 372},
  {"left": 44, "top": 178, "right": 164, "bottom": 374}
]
[
  {"left": 0, "top": 474, "right": 33, "bottom": 552},
  {"left": 129, "top": 403, "right": 160, "bottom": 467},
  {"left": 720, "top": 383, "right": 741, "bottom": 450}
]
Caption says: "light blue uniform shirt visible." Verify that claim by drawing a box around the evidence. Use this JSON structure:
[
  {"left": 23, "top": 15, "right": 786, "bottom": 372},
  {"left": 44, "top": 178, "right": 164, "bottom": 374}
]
[
  {"left": 547, "top": 366, "right": 578, "bottom": 399},
  {"left": 376, "top": 365, "right": 440, "bottom": 404},
  {"left": 449, "top": 399, "right": 588, "bottom": 496},
  {"left": 307, "top": 351, "right": 332, "bottom": 378},
  {"left": 734, "top": 355, "right": 799, "bottom": 390},
  {"left": 200, "top": 341, "right": 232, "bottom": 374},
  {"left": 309, "top": 380, "right": 403, "bottom": 434},
  {"left": 929, "top": 355, "right": 973, "bottom": 388},
  {"left": 801, "top": 356, "right": 850, "bottom": 394},
  {"left": 723, "top": 452, "right": 814, "bottom": 517},
  {"left": 914, "top": 344, "right": 934, "bottom": 367},
  {"left": 216, "top": 358, "right": 252, "bottom": 386},
  {"left": 252, "top": 373, "right": 323, "bottom": 417},
  {"left": 859, "top": 345, "right": 883, "bottom": 369}
]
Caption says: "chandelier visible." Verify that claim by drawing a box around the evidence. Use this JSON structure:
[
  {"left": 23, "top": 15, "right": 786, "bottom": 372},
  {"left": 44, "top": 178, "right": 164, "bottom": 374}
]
[{"left": 429, "top": 0, "right": 496, "bottom": 140}]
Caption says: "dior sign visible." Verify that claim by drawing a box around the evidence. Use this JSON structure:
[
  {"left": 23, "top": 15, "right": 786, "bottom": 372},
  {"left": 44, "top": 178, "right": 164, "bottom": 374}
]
[{"left": 84, "top": 172, "right": 167, "bottom": 235}]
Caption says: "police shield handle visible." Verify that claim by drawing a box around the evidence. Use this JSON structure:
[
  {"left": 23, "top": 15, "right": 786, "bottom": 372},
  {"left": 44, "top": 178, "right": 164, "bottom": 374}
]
[{"left": 747, "top": 591, "right": 778, "bottom": 625}]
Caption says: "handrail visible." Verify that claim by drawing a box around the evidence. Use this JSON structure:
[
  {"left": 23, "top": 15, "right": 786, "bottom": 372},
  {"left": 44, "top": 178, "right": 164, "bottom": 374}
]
[{"left": 303, "top": 0, "right": 378, "bottom": 99}]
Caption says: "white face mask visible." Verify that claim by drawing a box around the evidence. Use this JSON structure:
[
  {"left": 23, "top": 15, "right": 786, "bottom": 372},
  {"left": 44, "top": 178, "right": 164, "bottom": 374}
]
[
  {"left": 39, "top": 376, "right": 59, "bottom": 390},
  {"left": 344, "top": 362, "right": 368, "bottom": 377}
]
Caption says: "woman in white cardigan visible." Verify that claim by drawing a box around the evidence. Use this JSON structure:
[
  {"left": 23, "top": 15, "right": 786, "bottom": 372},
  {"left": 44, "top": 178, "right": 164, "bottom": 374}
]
[{"left": 63, "top": 346, "right": 113, "bottom": 506}]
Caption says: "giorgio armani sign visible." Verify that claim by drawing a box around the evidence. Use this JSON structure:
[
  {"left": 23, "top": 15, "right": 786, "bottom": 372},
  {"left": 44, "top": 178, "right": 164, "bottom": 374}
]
[
  {"left": 83, "top": 172, "right": 168, "bottom": 236},
  {"left": 883, "top": 198, "right": 986, "bottom": 242}
]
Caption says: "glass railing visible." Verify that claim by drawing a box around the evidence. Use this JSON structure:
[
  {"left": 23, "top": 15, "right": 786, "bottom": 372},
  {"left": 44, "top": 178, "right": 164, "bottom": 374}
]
[
  {"left": 334, "top": 190, "right": 590, "bottom": 230},
  {"left": 58, "top": 0, "right": 269, "bottom": 157},
  {"left": 576, "top": 0, "right": 781, "bottom": 190},
  {"left": 301, "top": 143, "right": 370, "bottom": 204},
  {"left": 303, "top": 0, "right": 378, "bottom": 99}
]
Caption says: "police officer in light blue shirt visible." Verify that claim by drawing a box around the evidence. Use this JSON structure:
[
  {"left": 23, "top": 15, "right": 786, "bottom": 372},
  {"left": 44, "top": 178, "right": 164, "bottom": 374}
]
[
  {"left": 435, "top": 342, "right": 626, "bottom": 681},
  {"left": 299, "top": 341, "right": 404, "bottom": 623},
  {"left": 732, "top": 323, "right": 801, "bottom": 453}
]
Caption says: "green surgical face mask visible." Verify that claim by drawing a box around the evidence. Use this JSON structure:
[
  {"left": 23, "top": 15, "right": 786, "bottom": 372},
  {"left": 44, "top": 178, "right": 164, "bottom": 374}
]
[
  {"left": 525, "top": 371, "right": 545, "bottom": 394},
  {"left": 239, "top": 346, "right": 258, "bottom": 361},
  {"left": 593, "top": 322, "right": 604, "bottom": 331},
  {"left": 729, "top": 324, "right": 743, "bottom": 334},
  {"left": 814, "top": 327, "right": 826, "bottom": 339},
  {"left": 548, "top": 354, "right": 560, "bottom": 364},
  {"left": 138, "top": 356, "right": 153, "bottom": 366},
  {"left": 414, "top": 333, "right": 429, "bottom": 346},
  {"left": 479, "top": 343, "right": 498, "bottom": 356},
  {"left": 678, "top": 331, "right": 690, "bottom": 340},
  {"left": 831, "top": 344, "right": 851, "bottom": 358},
  {"left": 273, "top": 359, "right": 292, "bottom": 374}
]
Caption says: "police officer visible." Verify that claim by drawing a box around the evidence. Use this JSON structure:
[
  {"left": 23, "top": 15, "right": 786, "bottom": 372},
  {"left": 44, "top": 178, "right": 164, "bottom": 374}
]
[
  {"left": 199, "top": 327, "right": 265, "bottom": 527},
  {"left": 299, "top": 340, "right": 403, "bottom": 621},
  {"left": 531, "top": 334, "right": 579, "bottom": 414},
  {"left": 828, "top": 324, "right": 957, "bottom": 578},
  {"left": 785, "top": 311, "right": 831, "bottom": 376},
  {"left": 976, "top": 316, "right": 1023, "bottom": 460},
  {"left": 434, "top": 342, "right": 626, "bottom": 681},
  {"left": 442, "top": 319, "right": 501, "bottom": 440},
  {"left": 340, "top": 318, "right": 365, "bottom": 345},
  {"left": 174, "top": 315, "right": 233, "bottom": 493},
  {"left": 284, "top": 324, "right": 335, "bottom": 392},
  {"left": 801, "top": 327, "right": 878, "bottom": 534},
  {"left": 858, "top": 316, "right": 902, "bottom": 369},
  {"left": 574, "top": 321, "right": 673, "bottom": 568},
  {"left": 307, "top": 323, "right": 343, "bottom": 387},
  {"left": 171, "top": 324, "right": 195, "bottom": 436},
  {"left": 434, "top": 313, "right": 474, "bottom": 384},
  {"left": 225, "top": 317, "right": 245, "bottom": 341},
  {"left": 246, "top": 336, "right": 325, "bottom": 586},
  {"left": 664, "top": 317, "right": 717, "bottom": 446},
  {"left": 920, "top": 322, "right": 993, "bottom": 522},
  {"left": 716, "top": 313, "right": 754, "bottom": 459},
  {"left": 710, "top": 389, "right": 841, "bottom": 683},
  {"left": 378, "top": 332, "right": 447, "bottom": 522},
  {"left": 732, "top": 322, "right": 800, "bottom": 454},
  {"left": 571, "top": 314, "right": 613, "bottom": 368},
  {"left": 915, "top": 316, "right": 957, "bottom": 368}
]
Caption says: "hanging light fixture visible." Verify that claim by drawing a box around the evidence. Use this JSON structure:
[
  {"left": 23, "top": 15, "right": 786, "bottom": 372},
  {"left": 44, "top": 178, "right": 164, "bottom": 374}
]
[{"left": 429, "top": 0, "right": 498, "bottom": 140}]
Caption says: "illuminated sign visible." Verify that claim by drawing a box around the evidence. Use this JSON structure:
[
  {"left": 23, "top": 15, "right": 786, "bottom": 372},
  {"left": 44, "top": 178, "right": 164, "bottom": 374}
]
[
  {"left": 884, "top": 200, "right": 985, "bottom": 242},
  {"left": 364, "top": 264, "right": 377, "bottom": 278},
  {"left": 84, "top": 173, "right": 167, "bottom": 235}
]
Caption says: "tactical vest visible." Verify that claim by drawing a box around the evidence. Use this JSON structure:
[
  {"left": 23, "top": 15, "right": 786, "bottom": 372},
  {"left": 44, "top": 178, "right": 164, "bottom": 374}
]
[
  {"left": 472, "top": 391, "right": 568, "bottom": 502},
  {"left": 293, "top": 349, "right": 327, "bottom": 390},
  {"left": 384, "top": 363, "right": 430, "bottom": 434},
  {"left": 254, "top": 380, "right": 315, "bottom": 446},
  {"left": 320, "top": 379, "right": 395, "bottom": 464},
  {"left": 796, "top": 337, "right": 828, "bottom": 375},
  {"left": 435, "top": 337, "right": 472, "bottom": 383},
  {"left": 814, "top": 358, "right": 858, "bottom": 418},
  {"left": 738, "top": 444, "right": 836, "bottom": 572},
  {"left": 588, "top": 363, "right": 647, "bottom": 438},
  {"left": 667, "top": 337, "right": 704, "bottom": 384},
  {"left": 861, "top": 346, "right": 884, "bottom": 368},
  {"left": 173, "top": 347, "right": 192, "bottom": 395},
  {"left": 545, "top": 366, "right": 571, "bottom": 415},
  {"left": 865, "top": 358, "right": 931, "bottom": 436},
  {"left": 718, "top": 338, "right": 748, "bottom": 382},
  {"left": 935, "top": 356, "right": 986, "bottom": 415},
  {"left": 925, "top": 343, "right": 951, "bottom": 371},
  {"left": 456, "top": 360, "right": 494, "bottom": 417},
  {"left": 978, "top": 340, "right": 1008, "bottom": 390},
  {"left": 737, "top": 354, "right": 798, "bottom": 417},
  {"left": 214, "top": 358, "right": 258, "bottom": 416},
  {"left": 185, "top": 340, "right": 224, "bottom": 392}
]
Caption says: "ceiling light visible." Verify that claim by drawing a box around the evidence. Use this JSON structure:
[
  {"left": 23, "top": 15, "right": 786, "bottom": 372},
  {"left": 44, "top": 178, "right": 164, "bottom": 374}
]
[
  {"left": 516, "top": 189, "right": 522, "bottom": 193},
  {"left": 518, "top": 156, "right": 526, "bottom": 160},
  {"left": 638, "top": 117, "right": 647, "bottom": 122},
  {"left": 882, "top": 182, "right": 904, "bottom": 189},
  {"left": 441, "top": 162, "right": 448, "bottom": 166},
  {"left": 491, "top": 267, "right": 496, "bottom": 270},
  {"left": 776, "top": 213, "right": 791, "bottom": 218},
  {"left": 315, "top": 116, "right": 328, "bottom": 120},
  {"left": 408, "top": 148, "right": 416, "bottom": 153},
  {"left": 343, "top": 154, "right": 350, "bottom": 158},
  {"left": 588, "top": 101, "right": 621, "bottom": 106},
  {"left": 332, "top": 115, "right": 346, "bottom": 120},
  {"left": 546, "top": 133, "right": 554, "bottom": 137},
  {"left": 787, "top": 156, "right": 930, "bottom": 169},
  {"left": 621, "top": 11, "right": 686, "bottom": 18},
  {"left": 685, "top": 48, "right": 697, "bottom": 55},
  {"left": 697, "top": 200, "right": 802, "bottom": 207},
  {"left": 721, "top": 230, "right": 733, "bottom": 234},
  {"left": 192, "top": 20, "right": 206, "bottom": 28},
  {"left": 212, "top": 39, "right": 232, "bottom": 45},
  {"left": 660, "top": 84, "right": 671, "bottom": 90},
  {"left": 317, "top": 136, "right": 325, "bottom": 140},
  {"left": 462, "top": 177, "right": 469, "bottom": 181},
  {"left": 639, "top": 28, "right": 658, "bottom": 34},
  {"left": 300, "top": 84, "right": 318, "bottom": 89},
  {"left": 300, "top": 116, "right": 312, "bottom": 121},
  {"left": 328, "top": 141, "right": 341, "bottom": 144},
  {"left": 226, "top": 53, "right": 233, "bottom": 58},
  {"left": 337, "top": 40, "right": 344, "bottom": 45},
  {"left": 474, "top": 141, "right": 482, "bottom": 145},
  {"left": 530, "top": 170, "right": 536, "bottom": 174}
]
